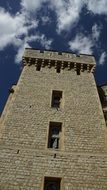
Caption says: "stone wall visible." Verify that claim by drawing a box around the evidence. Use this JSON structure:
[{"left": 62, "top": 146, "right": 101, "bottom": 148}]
[{"left": 0, "top": 50, "right": 107, "bottom": 189}]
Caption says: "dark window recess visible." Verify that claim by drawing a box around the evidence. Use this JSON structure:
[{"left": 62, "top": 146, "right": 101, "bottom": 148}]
[
  {"left": 44, "top": 177, "right": 61, "bottom": 190},
  {"left": 48, "top": 122, "right": 62, "bottom": 149},
  {"left": 76, "top": 68, "right": 80, "bottom": 75},
  {"left": 36, "top": 63, "right": 41, "bottom": 71},
  {"left": 56, "top": 67, "right": 61, "bottom": 73},
  {"left": 51, "top": 91, "right": 62, "bottom": 108},
  {"left": 58, "top": 52, "right": 62, "bottom": 55}
]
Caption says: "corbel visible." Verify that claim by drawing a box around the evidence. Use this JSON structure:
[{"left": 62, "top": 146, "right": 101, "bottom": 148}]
[
  {"left": 35, "top": 59, "right": 38, "bottom": 67},
  {"left": 68, "top": 62, "right": 71, "bottom": 70},
  {"left": 28, "top": 58, "right": 31, "bottom": 66},
  {"left": 41, "top": 59, "right": 45, "bottom": 67},
  {"left": 61, "top": 61, "right": 64, "bottom": 69},
  {"left": 55, "top": 60, "right": 57, "bottom": 69},
  {"left": 74, "top": 63, "right": 77, "bottom": 71},
  {"left": 22, "top": 57, "right": 27, "bottom": 66},
  {"left": 87, "top": 64, "right": 90, "bottom": 72},
  {"left": 48, "top": 59, "right": 51, "bottom": 68},
  {"left": 80, "top": 64, "right": 83, "bottom": 72}
]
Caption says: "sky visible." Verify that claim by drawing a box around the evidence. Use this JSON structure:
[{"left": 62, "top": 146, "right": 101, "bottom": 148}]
[{"left": 0, "top": 0, "right": 107, "bottom": 113}]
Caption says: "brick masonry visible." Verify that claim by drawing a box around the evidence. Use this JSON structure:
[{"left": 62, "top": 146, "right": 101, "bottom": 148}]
[{"left": 0, "top": 49, "right": 107, "bottom": 189}]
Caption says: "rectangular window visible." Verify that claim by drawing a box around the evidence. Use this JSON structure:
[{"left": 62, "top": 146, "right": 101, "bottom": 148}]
[
  {"left": 51, "top": 90, "right": 62, "bottom": 108},
  {"left": 56, "top": 67, "right": 61, "bottom": 73},
  {"left": 44, "top": 177, "right": 61, "bottom": 190},
  {"left": 36, "top": 63, "right": 41, "bottom": 71},
  {"left": 48, "top": 122, "right": 62, "bottom": 149},
  {"left": 76, "top": 68, "right": 80, "bottom": 75}
]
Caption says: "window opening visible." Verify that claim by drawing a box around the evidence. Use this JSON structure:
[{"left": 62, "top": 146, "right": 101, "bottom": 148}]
[
  {"left": 51, "top": 91, "right": 62, "bottom": 108},
  {"left": 36, "top": 63, "right": 41, "bottom": 71},
  {"left": 48, "top": 122, "right": 62, "bottom": 149},
  {"left": 56, "top": 67, "right": 61, "bottom": 73},
  {"left": 58, "top": 52, "right": 62, "bottom": 55},
  {"left": 76, "top": 68, "right": 80, "bottom": 75},
  {"left": 44, "top": 177, "right": 61, "bottom": 190}
]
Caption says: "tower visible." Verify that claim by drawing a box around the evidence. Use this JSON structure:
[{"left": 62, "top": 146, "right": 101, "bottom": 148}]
[{"left": 0, "top": 48, "right": 107, "bottom": 189}]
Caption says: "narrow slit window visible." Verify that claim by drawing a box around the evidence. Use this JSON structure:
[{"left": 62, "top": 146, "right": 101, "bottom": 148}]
[
  {"left": 48, "top": 122, "right": 62, "bottom": 149},
  {"left": 56, "top": 67, "right": 61, "bottom": 73},
  {"left": 76, "top": 68, "right": 80, "bottom": 75},
  {"left": 36, "top": 63, "right": 41, "bottom": 71},
  {"left": 44, "top": 177, "right": 61, "bottom": 190},
  {"left": 51, "top": 90, "right": 62, "bottom": 108}
]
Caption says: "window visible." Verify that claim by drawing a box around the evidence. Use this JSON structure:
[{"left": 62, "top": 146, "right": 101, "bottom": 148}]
[
  {"left": 44, "top": 177, "right": 61, "bottom": 190},
  {"left": 56, "top": 66, "right": 61, "bottom": 73},
  {"left": 76, "top": 68, "right": 80, "bottom": 75},
  {"left": 36, "top": 63, "right": 41, "bottom": 71},
  {"left": 48, "top": 122, "right": 62, "bottom": 149},
  {"left": 51, "top": 91, "right": 62, "bottom": 108}
]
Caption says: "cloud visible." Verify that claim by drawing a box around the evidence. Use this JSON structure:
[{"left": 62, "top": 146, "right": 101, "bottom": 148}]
[
  {"left": 0, "top": 5, "right": 53, "bottom": 63},
  {"left": 92, "top": 24, "right": 102, "bottom": 41},
  {"left": 26, "top": 34, "right": 53, "bottom": 49},
  {"left": 52, "top": 0, "right": 107, "bottom": 32},
  {"left": 20, "top": 0, "right": 107, "bottom": 33},
  {"left": 68, "top": 34, "right": 93, "bottom": 54},
  {"left": 15, "top": 34, "right": 53, "bottom": 63},
  {"left": 68, "top": 23, "right": 102, "bottom": 55},
  {"left": 41, "top": 16, "right": 51, "bottom": 25},
  {"left": 51, "top": 0, "right": 84, "bottom": 32},
  {"left": 0, "top": 0, "right": 106, "bottom": 64},
  {"left": 21, "top": 0, "right": 48, "bottom": 12},
  {"left": 86, "top": 0, "right": 107, "bottom": 15},
  {"left": 0, "top": 7, "right": 38, "bottom": 50},
  {"left": 20, "top": 0, "right": 107, "bottom": 34},
  {"left": 99, "top": 52, "right": 107, "bottom": 65},
  {"left": 15, "top": 41, "right": 30, "bottom": 63},
  {"left": 0, "top": 8, "right": 26, "bottom": 50}
]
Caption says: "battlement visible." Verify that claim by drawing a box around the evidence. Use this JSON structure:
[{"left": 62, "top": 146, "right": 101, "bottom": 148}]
[{"left": 23, "top": 48, "right": 96, "bottom": 73}]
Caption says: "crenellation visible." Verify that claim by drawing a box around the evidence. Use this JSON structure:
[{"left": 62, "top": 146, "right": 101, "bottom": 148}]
[
  {"left": 23, "top": 48, "right": 96, "bottom": 64},
  {"left": 22, "top": 48, "right": 96, "bottom": 74}
]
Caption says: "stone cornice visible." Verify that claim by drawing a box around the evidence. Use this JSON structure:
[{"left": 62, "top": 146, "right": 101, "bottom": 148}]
[{"left": 22, "top": 48, "right": 96, "bottom": 73}]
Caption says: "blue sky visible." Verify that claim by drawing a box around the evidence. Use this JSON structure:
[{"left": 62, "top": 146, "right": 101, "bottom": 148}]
[{"left": 0, "top": 0, "right": 107, "bottom": 113}]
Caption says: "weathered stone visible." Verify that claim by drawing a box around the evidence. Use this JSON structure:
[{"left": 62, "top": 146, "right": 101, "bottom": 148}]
[{"left": 0, "top": 49, "right": 107, "bottom": 189}]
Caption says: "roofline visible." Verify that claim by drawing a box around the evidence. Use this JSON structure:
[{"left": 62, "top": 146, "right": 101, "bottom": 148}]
[{"left": 25, "top": 47, "right": 94, "bottom": 57}]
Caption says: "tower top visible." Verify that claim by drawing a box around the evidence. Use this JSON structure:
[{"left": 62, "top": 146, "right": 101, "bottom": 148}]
[{"left": 23, "top": 48, "right": 96, "bottom": 73}]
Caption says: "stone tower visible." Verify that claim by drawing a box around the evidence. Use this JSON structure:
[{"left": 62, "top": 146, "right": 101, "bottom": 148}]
[{"left": 0, "top": 48, "right": 107, "bottom": 190}]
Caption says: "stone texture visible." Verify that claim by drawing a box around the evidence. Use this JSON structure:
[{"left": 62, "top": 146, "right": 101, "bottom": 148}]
[{"left": 0, "top": 49, "right": 107, "bottom": 189}]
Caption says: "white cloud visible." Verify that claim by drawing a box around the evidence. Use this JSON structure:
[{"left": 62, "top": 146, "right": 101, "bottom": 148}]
[
  {"left": 0, "top": 0, "right": 106, "bottom": 63},
  {"left": 69, "top": 34, "right": 93, "bottom": 54},
  {"left": 41, "top": 16, "right": 51, "bottom": 25},
  {"left": 99, "top": 52, "right": 107, "bottom": 65},
  {"left": 0, "top": 7, "right": 38, "bottom": 50},
  {"left": 21, "top": 0, "right": 48, "bottom": 12},
  {"left": 68, "top": 23, "right": 102, "bottom": 55},
  {"left": 0, "top": 4, "right": 53, "bottom": 63},
  {"left": 52, "top": 0, "right": 107, "bottom": 32},
  {"left": 86, "top": 0, "right": 107, "bottom": 15},
  {"left": 20, "top": 0, "right": 107, "bottom": 33},
  {"left": 92, "top": 24, "right": 102, "bottom": 41},
  {"left": 0, "top": 8, "right": 26, "bottom": 50},
  {"left": 21, "top": 0, "right": 84, "bottom": 32},
  {"left": 15, "top": 34, "right": 53, "bottom": 63},
  {"left": 51, "top": 0, "right": 84, "bottom": 32},
  {"left": 26, "top": 34, "right": 53, "bottom": 49},
  {"left": 15, "top": 41, "right": 30, "bottom": 63}
]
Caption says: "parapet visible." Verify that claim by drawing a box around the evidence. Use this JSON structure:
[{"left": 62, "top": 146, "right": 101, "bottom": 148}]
[{"left": 23, "top": 48, "right": 96, "bottom": 73}]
